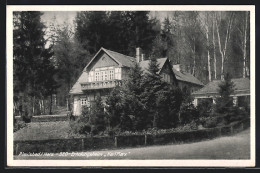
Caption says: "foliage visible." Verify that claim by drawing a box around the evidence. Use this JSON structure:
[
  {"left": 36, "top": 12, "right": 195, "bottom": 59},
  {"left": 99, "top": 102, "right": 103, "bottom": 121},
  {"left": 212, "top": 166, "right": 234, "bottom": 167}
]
[
  {"left": 13, "top": 121, "right": 27, "bottom": 132},
  {"left": 179, "top": 86, "right": 199, "bottom": 125},
  {"left": 105, "top": 86, "right": 127, "bottom": 129},
  {"left": 201, "top": 116, "right": 219, "bottom": 128},
  {"left": 179, "top": 103, "right": 200, "bottom": 125},
  {"left": 197, "top": 98, "right": 213, "bottom": 117},
  {"left": 75, "top": 11, "right": 160, "bottom": 56},
  {"left": 69, "top": 116, "right": 91, "bottom": 135},
  {"left": 91, "top": 96, "right": 107, "bottom": 133},
  {"left": 215, "top": 73, "right": 235, "bottom": 113},
  {"left": 51, "top": 23, "right": 90, "bottom": 108},
  {"left": 13, "top": 11, "right": 57, "bottom": 116},
  {"left": 226, "top": 106, "right": 248, "bottom": 123}
]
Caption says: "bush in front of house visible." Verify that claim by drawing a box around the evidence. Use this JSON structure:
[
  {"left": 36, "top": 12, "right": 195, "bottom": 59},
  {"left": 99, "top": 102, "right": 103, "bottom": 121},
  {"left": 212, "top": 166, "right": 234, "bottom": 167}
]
[
  {"left": 69, "top": 116, "right": 91, "bottom": 135},
  {"left": 197, "top": 98, "right": 213, "bottom": 117},
  {"left": 70, "top": 96, "right": 108, "bottom": 136},
  {"left": 226, "top": 106, "right": 248, "bottom": 123},
  {"left": 179, "top": 103, "right": 200, "bottom": 125}
]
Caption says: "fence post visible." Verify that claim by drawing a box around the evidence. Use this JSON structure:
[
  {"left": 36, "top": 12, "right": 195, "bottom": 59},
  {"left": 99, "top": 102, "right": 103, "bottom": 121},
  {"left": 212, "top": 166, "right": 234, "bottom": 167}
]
[
  {"left": 81, "top": 139, "right": 84, "bottom": 151},
  {"left": 230, "top": 126, "right": 233, "bottom": 134},
  {"left": 15, "top": 143, "right": 19, "bottom": 155},
  {"left": 145, "top": 135, "right": 147, "bottom": 145},
  {"left": 115, "top": 136, "right": 117, "bottom": 147}
]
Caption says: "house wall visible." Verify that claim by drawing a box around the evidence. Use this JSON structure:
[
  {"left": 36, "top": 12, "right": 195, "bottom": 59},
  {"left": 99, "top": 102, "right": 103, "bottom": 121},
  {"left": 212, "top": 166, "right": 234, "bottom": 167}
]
[
  {"left": 160, "top": 62, "right": 177, "bottom": 85},
  {"left": 73, "top": 52, "right": 127, "bottom": 115}
]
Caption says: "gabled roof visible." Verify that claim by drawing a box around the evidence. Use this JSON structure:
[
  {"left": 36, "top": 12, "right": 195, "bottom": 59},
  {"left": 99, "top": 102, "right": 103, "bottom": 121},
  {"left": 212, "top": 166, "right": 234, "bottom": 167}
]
[
  {"left": 69, "top": 71, "right": 88, "bottom": 94},
  {"left": 172, "top": 68, "right": 204, "bottom": 86},
  {"left": 84, "top": 48, "right": 135, "bottom": 71},
  {"left": 103, "top": 48, "right": 136, "bottom": 68},
  {"left": 139, "top": 58, "right": 168, "bottom": 74},
  {"left": 192, "top": 78, "right": 250, "bottom": 96}
]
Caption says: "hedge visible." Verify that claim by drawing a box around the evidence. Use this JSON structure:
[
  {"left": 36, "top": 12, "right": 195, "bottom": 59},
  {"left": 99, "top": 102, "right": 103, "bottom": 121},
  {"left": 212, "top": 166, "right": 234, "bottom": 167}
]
[{"left": 14, "top": 118, "right": 250, "bottom": 155}]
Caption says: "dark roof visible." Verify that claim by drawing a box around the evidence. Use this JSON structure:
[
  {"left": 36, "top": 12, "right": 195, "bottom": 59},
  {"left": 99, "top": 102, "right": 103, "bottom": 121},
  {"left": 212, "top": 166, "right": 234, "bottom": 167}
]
[
  {"left": 69, "top": 72, "right": 88, "bottom": 94},
  {"left": 172, "top": 68, "right": 204, "bottom": 86},
  {"left": 192, "top": 78, "right": 250, "bottom": 96},
  {"left": 103, "top": 48, "right": 136, "bottom": 68},
  {"left": 139, "top": 58, "right": 167, "bottom": 74}
]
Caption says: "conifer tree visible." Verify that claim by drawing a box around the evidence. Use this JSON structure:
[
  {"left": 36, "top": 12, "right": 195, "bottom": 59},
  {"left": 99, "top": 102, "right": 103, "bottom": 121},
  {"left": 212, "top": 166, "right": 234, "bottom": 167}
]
[
  {"left": 91, "top": 96, "right": 106, "bottom": 133},
  {"left": 13, "top": 11, "right": 56, "bottom": 117},
  {"left": 215, "top": 73, "right": 235, "bottom": 113},
  {"left": 123, "top": 63, "right": 146, "bottom": 130},
  {"left": 140, "top": 57, "right": 167, "bottom": 128}
]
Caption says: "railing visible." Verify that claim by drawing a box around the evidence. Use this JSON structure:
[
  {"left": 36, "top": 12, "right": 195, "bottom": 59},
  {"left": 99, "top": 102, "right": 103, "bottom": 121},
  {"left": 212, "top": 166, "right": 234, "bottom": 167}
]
[{"left": 80, "top": 80, "right": 122, "bottom": 90}]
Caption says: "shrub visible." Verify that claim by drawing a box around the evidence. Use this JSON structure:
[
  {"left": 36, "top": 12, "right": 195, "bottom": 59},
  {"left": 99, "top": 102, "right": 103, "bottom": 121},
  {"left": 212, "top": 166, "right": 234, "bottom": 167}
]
[
  {"left": 227, "top": 106, "right": 248, "bottom": 123},
  {"left": 197, "top": 98, "right": 213, "bottom": 117},
  {"left": 14, "top": 121, "right": 26, "bottom": 132},
  {"left": 81, "top": 105, "right": 90, "bottom": 117},
  {"left": 179, "top": 104, "right": 199, "bottom": 124},
  {"left": 203, "top": 117, "right": 218, "bottom": 128},
  {"left": 69, "top": 116, "right": 91, "bottom": 135}
]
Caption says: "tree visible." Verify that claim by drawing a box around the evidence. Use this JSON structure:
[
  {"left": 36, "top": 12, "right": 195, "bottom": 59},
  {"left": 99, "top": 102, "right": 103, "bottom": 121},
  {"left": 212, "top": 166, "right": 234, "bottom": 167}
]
[
  {"left": 52, "top": 22, "right": 90, "bottom": 109},
  {"left": 13, "top": 11, "right": 56, "bottom": 117},
  {"left": 215, "top": 12, "right": 234, "bottom": 78},
  {"left": 105, "top": 86, "right": 126, "bottom": 129},
  {"left": 199, "top": 12, "right": 213, "bottom": 82},
  {"left": 151, "top": 17, "right": 177, "bottom": 61},
  {"left": 140, "top": 57, "right": 167, "bottom": 128},
  {"left": 75, "top": 11, "right": 160, "bottom": 56},
  {"left": 235, "top": 11, "right": 250, "bottom": 78},
  {"left": 215, "top": 73, "right": 235, "bottom": 113},
  {"left": 183, "top": 12, "right": 203, "bottom": 76},
  {"left": 122, "top": 63, "right": 146, "bottom": 130},
  {"left": 91, "top": 96, "right": 107, "bottom": 133}
]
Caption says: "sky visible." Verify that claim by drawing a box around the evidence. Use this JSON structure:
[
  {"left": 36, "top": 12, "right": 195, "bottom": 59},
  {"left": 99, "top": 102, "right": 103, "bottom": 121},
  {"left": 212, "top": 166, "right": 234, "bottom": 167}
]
[{"left": 41, "top": 11, "right": 77, "bottom": 27}]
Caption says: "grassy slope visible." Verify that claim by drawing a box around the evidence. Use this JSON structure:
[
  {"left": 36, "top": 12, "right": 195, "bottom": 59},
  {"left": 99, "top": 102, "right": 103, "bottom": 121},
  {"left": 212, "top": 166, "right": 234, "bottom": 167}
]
[
  {"left": 14, "top": 129, "right": 250, "bottom": 160},
  {"left": 14, "top": 121, "right": 85, "bottom": 141}
]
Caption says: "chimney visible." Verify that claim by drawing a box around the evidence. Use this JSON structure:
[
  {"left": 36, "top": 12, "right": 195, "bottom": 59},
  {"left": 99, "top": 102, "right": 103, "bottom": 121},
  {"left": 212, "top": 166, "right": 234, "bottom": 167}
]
[
  {"left": 136, "top": 47, "right": 142, "bottom": 63},
  {"left": 173, "top": 64, "right": 184, "bottom": 73}
]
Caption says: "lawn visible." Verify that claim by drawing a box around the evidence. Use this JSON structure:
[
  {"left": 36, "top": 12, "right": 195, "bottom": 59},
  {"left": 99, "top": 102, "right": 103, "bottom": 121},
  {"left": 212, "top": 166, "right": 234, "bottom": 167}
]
[
  {"left": 14, "top": 121, "right": 85, "bottom": 141},
  {"left": 15, "top": 129, "right": 250, "bottom": 160}
]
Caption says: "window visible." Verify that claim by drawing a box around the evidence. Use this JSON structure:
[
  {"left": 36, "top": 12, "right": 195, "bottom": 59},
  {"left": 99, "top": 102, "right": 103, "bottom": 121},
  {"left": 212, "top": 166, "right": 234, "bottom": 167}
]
[
  {"left": 81, "top": 98, "right": 88, "bottom": 105},
  {"left": 100, "top": 71, "right": 104, "bottom": 81},
  {"left": 109, "top": 70, "right": 114, "bottom": 80},
  {"left": 104, "top": 71, "right": 108, "bottom": 81},
  {"left": 95, "top": 72, "right": 99, "bottom": 81}
]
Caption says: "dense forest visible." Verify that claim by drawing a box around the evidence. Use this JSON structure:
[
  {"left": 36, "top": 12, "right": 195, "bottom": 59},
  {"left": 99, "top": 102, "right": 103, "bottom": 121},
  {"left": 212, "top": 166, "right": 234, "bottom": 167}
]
[{"left": 13, "top": 11, "right": 250, "bottom": 117}]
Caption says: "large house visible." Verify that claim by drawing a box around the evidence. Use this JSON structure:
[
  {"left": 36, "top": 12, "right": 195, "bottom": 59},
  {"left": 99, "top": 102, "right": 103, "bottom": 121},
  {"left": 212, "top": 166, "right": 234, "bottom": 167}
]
[
  {"left": 70, "top": 47, "right": 203, "bottom": 116},
  {"left": 192, "top": 78, "right": 250, "bottom": 107}
]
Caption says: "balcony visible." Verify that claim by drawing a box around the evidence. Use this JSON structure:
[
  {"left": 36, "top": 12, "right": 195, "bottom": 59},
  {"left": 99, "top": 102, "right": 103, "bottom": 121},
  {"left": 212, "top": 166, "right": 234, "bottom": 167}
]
[{"left": 80, "top": 80, "right": 122, "bottom": 90}]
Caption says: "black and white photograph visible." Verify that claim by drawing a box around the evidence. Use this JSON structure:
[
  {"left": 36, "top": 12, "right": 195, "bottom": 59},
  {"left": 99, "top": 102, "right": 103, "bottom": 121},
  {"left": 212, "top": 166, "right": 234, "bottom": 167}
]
[{"left": 6, "top": 5, "right": 255, "bottom": 167}]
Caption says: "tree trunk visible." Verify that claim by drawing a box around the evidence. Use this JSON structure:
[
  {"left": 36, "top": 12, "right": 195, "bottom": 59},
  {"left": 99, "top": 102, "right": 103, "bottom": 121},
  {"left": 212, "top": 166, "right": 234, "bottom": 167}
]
[
  {"left": 39, "top": 100, "right": 42, "bottom": 115},
  {"left": 49, "top": 94, "right": 53, "bottom": 115},
  {"left": 32, "top": 95, "right": 35, "bottom": 116},
  {"left": 212, "top": 18, "right": 217, "bottom": 79},
  {"left": 192, "top": 40, "right": 196, "bottom": 76},
  {"left": 243, "top": 12, "right": 248, "bottom": 78},
  {"left": 215, "top": 12, "right": 234, "bottom": 78},
  {"left": 206, "top": 26, "right": 212, "bottom": 82}
]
